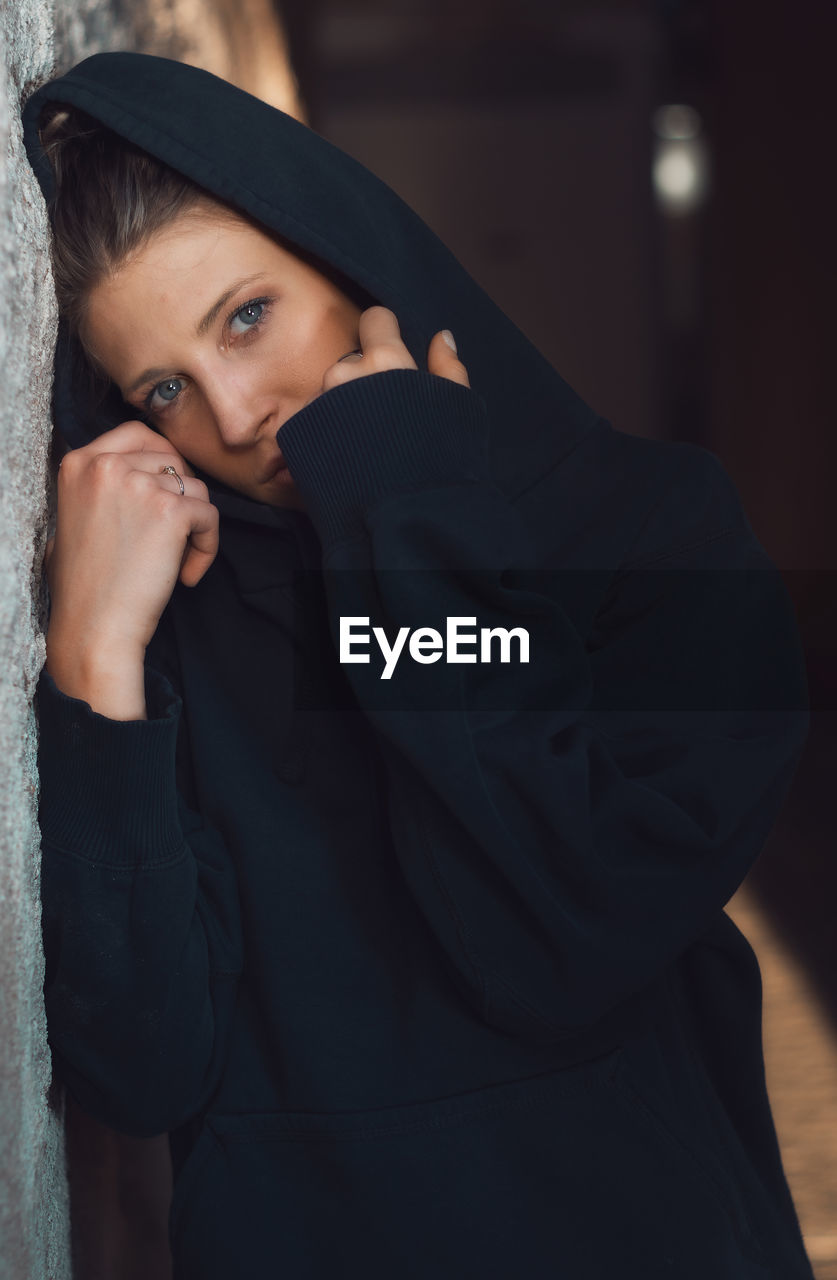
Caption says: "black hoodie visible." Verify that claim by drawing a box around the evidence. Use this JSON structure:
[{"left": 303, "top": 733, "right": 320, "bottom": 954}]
[{"left": 23, "top": 53, "right": 814, "bottom": 1279}]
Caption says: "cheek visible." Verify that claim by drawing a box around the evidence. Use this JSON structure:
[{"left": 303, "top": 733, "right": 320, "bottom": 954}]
[
  {"left": 315, "top": 300, "right": 362, "bottom": 365},
  {"left": 151, "top": 415, "right": 207, "bottom": 464},
  {"left": 266, "top": 309, "right": 349, "bottom": 395}
]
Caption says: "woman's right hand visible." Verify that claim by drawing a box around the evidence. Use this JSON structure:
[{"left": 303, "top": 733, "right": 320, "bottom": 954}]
[{"left": 43, "top": 420, "right": 219, "bottom": 662}]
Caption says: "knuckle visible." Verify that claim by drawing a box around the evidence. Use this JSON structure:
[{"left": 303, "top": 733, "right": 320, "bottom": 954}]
[
  {"left": 89, "top": 451, "right": 124, "bottom": 481},
  {"left": 124, "top": 466, "right": 149, "bottom": 492},
  {"left": 57, "top": 448, "right": 80, "bottom": 478},
  {"left": 115, "top": 418, "right": 149, "bottom": 437}
]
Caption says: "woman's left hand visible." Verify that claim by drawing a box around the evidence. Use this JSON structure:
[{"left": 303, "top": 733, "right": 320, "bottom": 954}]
[{"left": 320, "top": 306, "right": 470, "bottom": 394}]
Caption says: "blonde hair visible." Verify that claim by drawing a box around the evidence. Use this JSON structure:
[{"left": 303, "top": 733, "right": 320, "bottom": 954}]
[{"left": 38, "top": 104, "right": 226, "bottom": 336}]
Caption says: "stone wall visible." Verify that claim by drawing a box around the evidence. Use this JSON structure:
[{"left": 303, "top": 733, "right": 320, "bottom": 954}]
[{"left": 0, "top": 4, "right": 298, "bottom": 1274}]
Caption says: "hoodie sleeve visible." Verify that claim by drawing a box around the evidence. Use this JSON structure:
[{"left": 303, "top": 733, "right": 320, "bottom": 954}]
[
  {"left": 35, "top": 659, "right": 243, "bottom": 1138},
  {"left": 275, "top": 368, "right": 810, "bottom": 1042}
]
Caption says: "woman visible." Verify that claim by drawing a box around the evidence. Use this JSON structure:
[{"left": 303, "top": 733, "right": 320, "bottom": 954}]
[{"left": 23, "top": 52, "right": 814, "bottom": 1279}]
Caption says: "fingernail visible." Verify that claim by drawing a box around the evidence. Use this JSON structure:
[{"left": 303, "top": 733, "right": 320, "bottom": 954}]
[{"left": 441, "top": 329, "right": 457, "bottom": 354}]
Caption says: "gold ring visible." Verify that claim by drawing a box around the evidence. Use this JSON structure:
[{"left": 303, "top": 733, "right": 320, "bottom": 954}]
[{"left": 161, "top": 464, "right": 185, "bottom": 495}]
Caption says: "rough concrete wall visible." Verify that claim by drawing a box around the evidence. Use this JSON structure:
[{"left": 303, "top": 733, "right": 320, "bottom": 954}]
[
  {"left": 0, "top": 3, "right": 71, "bottom": 1272},
  {"left": 0, "top": 3, "right": 300, "bottom": 1275}
]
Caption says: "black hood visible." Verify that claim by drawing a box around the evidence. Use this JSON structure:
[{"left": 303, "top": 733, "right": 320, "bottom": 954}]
[{"left": 22, "top": 51, "right": 601, "bottom": 526}]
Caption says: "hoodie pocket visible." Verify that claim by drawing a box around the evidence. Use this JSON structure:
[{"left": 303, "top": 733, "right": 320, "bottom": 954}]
[{"left": 169, "top": 1046, "right": 767, "bottom": 1280}]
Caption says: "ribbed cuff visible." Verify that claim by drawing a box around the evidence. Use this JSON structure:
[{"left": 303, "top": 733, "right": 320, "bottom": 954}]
[
  {"left": 35, "top": 663, "right": 185, "bottom": 866},
  {"left": 276, "top": 370, "right": 490, "bottom": 547}
]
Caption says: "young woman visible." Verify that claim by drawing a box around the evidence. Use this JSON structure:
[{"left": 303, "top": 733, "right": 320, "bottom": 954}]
[{"left": 23, "top": 51, "right": 814, "bottom": 1279}]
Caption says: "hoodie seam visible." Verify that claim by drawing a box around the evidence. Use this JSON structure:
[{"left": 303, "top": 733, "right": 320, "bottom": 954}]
[
  {"left": 618, "top": 526, "right": 747, "bottom": 571},
  {"left": 503, "top": 425, "right": 599, "bottom": 508},
  {"left": 38, "top": 837, "right": 188, "bottom": 872}
]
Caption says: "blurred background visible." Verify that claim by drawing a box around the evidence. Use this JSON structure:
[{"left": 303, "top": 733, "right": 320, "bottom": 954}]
[{"left": 47, "top": 0, "right": 837, "bottom": 1274}]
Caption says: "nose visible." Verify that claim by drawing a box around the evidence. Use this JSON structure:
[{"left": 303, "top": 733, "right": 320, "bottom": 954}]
[{"left": 203, "top": 366, "right": 276, "bottom": 447}]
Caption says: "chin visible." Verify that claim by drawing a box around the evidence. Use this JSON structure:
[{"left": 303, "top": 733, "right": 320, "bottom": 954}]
[{"left": 262, "top": 486, "right": 306, "bottom": 511}]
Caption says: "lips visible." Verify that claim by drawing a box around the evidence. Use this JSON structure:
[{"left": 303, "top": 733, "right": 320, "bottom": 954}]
[{"left": 258, "top": 451, "right": 289, "bottom": 484}]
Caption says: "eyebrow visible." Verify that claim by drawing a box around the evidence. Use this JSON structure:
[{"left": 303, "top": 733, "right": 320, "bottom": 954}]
[{"left": 124, "top": 272, "right": 270, "bottom": 397}]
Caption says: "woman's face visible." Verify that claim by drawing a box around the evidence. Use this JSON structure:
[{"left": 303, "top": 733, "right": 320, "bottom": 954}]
[{"left": 82, "top": 204, "right": 364, "bottom": 508}]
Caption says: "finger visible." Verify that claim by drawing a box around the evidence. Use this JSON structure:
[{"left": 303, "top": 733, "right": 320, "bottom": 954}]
[
  {"left": 120, "top": 451, "right": 204, "bottom": 490},
  {"left": 159, "top": 473, "right": 207, "bottom": 501},
  {"left": 133, "top": 438, "right": 198, "bottom": 480},
  {"left": 128, "top": 463, "right": 210, "bottom": 510},
  {"left": 321, "top": 348, "right": 365, "bottom": 389},
  {"left": 151, "top": 453, "right": 197, "bottom": 480},
  {"left": 357, "top": 306, "right": 414, "bottom": 366},
  {"left": 176, "top": 496, "right": 220, "bottom": 588},
  {"left": 72, "top": 449, "right": 203, "bottom": 494},
  {"left": 321, "top": 308, "right": 417, "bottom": 393},
  {"left": 427, "top": 329, "right": 470, "bottom": 388},
  {"left": 74, "top": 420, "right": 197, "bottom": 477}
]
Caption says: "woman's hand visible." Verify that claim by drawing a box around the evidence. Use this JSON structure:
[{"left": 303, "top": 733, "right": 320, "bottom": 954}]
[
  {"left": 319, "top": 307, "right": 470, "bottom": 394},
  {"left": 43, "top": 420, "right": 219, "bottom": 665}
]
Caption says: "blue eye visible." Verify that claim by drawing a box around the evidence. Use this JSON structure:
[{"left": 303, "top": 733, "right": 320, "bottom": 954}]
[
  {"left": 147, "top": 377, "right": 184, "bottom": 412},
  {"left": 230, "top": 300, "right": 265, "bottom": 335},
  {"left": 141, "top": 297, "right": 272, "bottom": 415}
]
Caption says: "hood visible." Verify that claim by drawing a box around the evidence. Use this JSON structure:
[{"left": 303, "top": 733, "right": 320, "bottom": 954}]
[{"left": 22, "top": 51, "right": 602, "bottom": 529}]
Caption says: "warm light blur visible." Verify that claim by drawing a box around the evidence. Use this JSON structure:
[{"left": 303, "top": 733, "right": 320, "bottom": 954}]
[
  {"left": 651, "top": 104, "right": 710, "bottom": 215},
  {"left": 146, "top": 0, "right": 306, "bottom": 118}
]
